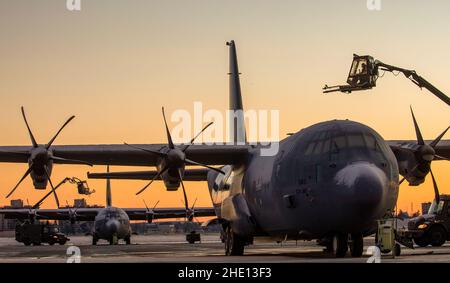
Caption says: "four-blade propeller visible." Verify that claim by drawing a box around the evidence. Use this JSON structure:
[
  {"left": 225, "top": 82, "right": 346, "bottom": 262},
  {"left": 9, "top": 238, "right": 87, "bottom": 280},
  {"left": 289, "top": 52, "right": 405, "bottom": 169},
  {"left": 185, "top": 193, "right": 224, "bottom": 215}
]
[
  {"left": 3, "top": 107, "right": 93, "bottom": 204},
  {"left": 399, "top": 107, "right": 449, "bottom": 200},
  {"left": 125, "top": 107, "right": 224, "bottom": 196},
  {"left": 142, "top": 199, "right": 160, "bottom": 223},
  {"left": 66, "top": 200, "right": 81, "bottom": 224}
]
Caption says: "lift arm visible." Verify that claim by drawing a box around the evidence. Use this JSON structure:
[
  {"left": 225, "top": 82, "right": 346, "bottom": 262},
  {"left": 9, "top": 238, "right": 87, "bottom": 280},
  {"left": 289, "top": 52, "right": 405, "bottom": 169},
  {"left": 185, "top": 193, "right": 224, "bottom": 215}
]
[
  {"left": 375, "top": 61, "right": 450, "bottom": 107},
  {"left": 31, "top": 177, "right": 93, "bottom": 209}
]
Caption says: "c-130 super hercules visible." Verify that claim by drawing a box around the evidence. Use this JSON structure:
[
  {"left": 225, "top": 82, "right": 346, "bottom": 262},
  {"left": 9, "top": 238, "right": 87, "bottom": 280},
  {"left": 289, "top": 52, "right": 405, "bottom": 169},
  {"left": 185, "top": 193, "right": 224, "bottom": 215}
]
[{"left": 1, "top": 41, "right": 449, "bottom": 257}]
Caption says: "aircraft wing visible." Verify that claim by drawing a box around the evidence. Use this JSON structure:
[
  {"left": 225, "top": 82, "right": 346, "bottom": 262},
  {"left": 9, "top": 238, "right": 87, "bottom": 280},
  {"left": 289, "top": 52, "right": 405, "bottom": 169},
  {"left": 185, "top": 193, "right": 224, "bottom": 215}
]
[
  {"left": 0, "top": 208, "right": 101, "bottom": 221},
  {"left": 0, "top": 207, "right": 217, "bottom": 222},
  {"left": 124, "top": 207, "right": 217, "bottom": 220},
  {"left": 0, "top": 144, "right": 250, "bottom": 166},
  {"left": 87, "top": 168, "right": 210, "bottom": 181},
  {"left": 387, "top": 140, "right": 450, "bottom": 159}
]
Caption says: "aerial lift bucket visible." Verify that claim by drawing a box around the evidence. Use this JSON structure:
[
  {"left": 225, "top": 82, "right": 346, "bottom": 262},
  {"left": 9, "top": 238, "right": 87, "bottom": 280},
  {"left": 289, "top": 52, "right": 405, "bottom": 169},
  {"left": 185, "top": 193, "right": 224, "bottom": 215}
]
[{"left": 323, "top": 54, "right": 379, "bottom": 93}]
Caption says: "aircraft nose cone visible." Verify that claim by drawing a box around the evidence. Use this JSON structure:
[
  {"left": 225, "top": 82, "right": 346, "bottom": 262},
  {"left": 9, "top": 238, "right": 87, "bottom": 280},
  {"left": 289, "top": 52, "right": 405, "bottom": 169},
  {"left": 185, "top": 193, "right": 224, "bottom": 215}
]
[
  {"left": 106, "top": 220, "right": 120, "bottom": 234},
  {"left": 334, "top": 162, "right": 388, "bottom": 220}
]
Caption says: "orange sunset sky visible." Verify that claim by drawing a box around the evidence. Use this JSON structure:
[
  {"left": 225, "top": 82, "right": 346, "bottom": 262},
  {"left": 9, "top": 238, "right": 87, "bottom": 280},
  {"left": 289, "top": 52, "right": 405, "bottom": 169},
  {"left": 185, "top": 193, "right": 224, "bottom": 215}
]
[{"left": 0, "top": 0, "right": 449, "bottom": 214}]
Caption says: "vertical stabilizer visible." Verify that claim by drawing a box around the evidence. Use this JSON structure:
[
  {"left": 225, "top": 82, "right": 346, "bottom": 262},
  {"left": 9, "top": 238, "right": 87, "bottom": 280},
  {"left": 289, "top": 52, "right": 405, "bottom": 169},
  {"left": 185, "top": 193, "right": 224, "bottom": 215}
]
[
  {"left": 226, "top": 40, "right": 247, "bottom": 144},
  {"left": 106, "top": 165, "right": 112, "bottom": 207}
]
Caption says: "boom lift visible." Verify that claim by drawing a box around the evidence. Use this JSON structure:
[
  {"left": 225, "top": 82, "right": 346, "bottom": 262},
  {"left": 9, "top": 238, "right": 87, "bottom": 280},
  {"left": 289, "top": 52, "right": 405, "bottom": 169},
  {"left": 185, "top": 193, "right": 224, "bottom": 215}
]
[{"left": 323, "top": 54, "right": 450, "bottom": 107}]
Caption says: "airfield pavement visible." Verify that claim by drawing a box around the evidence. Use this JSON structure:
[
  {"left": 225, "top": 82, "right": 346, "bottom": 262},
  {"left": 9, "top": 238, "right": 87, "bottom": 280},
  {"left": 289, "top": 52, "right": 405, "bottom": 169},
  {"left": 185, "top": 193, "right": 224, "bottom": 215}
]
[{"left": 0, "top": 233, "right": 449, "bottom": 263}]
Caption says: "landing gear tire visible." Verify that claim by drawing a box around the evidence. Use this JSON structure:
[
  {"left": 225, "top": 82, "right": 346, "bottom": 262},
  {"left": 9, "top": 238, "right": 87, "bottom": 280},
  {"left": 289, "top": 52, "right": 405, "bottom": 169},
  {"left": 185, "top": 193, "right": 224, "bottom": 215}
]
[
  {"left": 349, "top": 233, "right": 364, "bottom": 257},
  {"left": 23, "top": 240, "right": 31, "bottom": 246},
  {"left": 331, "top": 233, "right": 348, "bottom": 258},
  {"left": 429, "top": 226, "right": 446, "bottom": 247},
  {"left": 92, "top": 234, "right": 98, "bottom": 245},
  {"left": 394, "top": 243, "right": 401, "bottom": 256},
  {"left": 110, "top": 234, "right": 118, "bottom": 245},
  {"left": 59, "top": 240, "right": 67, "bottom": 245},
  {"left": 414, "top": 236, "right": 429, "bottom": 247},
  {"left": 224, "top": 226, "right": 245, "bottom": 256},
  {"left": 125, "top": 236, "right": 131, "bottom": 245},
  {"left": 48, "top": 240, "right": 55, "bottom": 246}
]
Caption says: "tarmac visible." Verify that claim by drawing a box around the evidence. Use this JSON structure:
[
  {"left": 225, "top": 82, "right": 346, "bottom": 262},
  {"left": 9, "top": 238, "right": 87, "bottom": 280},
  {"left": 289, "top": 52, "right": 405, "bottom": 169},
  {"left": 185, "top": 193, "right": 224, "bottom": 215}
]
[{"left": 0, "top": 233, "right": 449, "bottom": 263}]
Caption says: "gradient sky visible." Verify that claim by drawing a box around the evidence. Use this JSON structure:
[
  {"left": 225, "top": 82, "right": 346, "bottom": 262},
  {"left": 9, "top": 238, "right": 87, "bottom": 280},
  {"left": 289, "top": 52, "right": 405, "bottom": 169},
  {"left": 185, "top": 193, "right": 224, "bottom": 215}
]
[{"left": 0, "top": 0, "right": 449, "bottom": 213}]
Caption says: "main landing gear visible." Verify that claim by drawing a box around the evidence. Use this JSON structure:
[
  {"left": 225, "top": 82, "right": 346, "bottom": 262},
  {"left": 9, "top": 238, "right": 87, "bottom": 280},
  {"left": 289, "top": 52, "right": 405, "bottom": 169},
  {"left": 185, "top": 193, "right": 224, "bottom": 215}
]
[
  {"left": 224, "top": 226, "right": 246, "bottom": 256},
  {"left": 329, "top": 233, "right": 364, "bottom": 258}
]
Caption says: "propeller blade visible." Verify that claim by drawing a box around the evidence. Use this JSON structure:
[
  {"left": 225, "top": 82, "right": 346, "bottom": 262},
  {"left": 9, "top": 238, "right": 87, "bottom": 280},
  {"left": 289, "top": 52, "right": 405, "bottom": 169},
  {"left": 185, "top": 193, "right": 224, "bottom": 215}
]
[
  {"left": 162, "top": 107, "right": 175, "bottom": 149},
  {"left": 74, "top": 203, "right": 80, "bottom": 213},
  {"left": 178, "top": 169, "right": 189, "bottom": 213},
  {"left": 136, "top": 181, "right": 155, "bottom": 196},
  {"left": 33, "top": 186, "right": 61, "bottom": 209},
  {"left": 191, "top": 198, "right": 197, "bottom": 210},
  {"left": 153, "top": 200, "right": 160, "bottom": 210},
  {"left": 434, "top": 155, "right": 450, "bottom": 161},
  {"left": 399, "top": 177, "right": 406, "bottom": 185},
  {"left": 6, "top": 166, "right": 33, "bottom": 198},
  {"left": 46, "top": 115, "right": 75, "bottom": 149},
  {"left": 410, "top": 106, "right": 425, "bottom": 145},
  {"left": 430, "top": 125, "right": 450, "bottom": 148},
  {"left": 124, "top": 143, "right": 167, "bottom": 157},
  {"left": 21, "top": 107, "right": 38, "bottom": 148},
  {"left": 136, "top": 166, "right": 169, "bottom": 195},
  {"left": 143, "top": 199, "right": 149, "bottom": 210},
  {"left": 183, "top": 122, "right": 214, "bottom": 152},
  {"left": 185, "top": 159, "right": 225, "bottom": 175},
  {"left": 44, "top": 166, "right": 60, "bottom": 209},
  {"left": 51, "top": 156, "right": 93, "bottom": 166},
  {"left": 430, "top": 168, "right": 440, "bottom": 204}
]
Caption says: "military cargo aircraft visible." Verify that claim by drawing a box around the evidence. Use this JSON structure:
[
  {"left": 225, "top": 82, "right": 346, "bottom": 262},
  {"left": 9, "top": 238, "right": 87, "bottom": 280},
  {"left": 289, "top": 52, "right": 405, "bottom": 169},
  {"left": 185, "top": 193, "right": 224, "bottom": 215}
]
[
  {"left": 0, "top": 166, "right": 215, "bottom": 245},
  {"left": 0, "top": 41, "right": 449, "bottom": 256}
]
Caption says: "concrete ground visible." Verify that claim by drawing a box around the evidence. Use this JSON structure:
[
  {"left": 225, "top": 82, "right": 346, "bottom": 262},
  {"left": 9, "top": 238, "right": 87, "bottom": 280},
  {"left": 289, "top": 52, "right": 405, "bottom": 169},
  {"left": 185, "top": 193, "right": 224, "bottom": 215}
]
[{"left": 0, "top": 233, "right": 448, "bottom": 263}]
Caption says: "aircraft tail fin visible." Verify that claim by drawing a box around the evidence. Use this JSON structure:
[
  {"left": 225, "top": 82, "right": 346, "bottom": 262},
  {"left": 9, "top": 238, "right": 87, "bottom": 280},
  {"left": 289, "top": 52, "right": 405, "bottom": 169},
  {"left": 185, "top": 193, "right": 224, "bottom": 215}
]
[
  {"left": 226, "top": 40, "right": 247, "bottom": 144},
  {"left": 106, "top": 165, "right": 112, "bottom": 207}
]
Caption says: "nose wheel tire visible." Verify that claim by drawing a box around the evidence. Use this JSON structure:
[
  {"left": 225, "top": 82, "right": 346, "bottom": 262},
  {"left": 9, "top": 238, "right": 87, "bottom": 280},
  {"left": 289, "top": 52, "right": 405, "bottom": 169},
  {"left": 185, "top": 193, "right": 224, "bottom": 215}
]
[
  {"left": 224, "top": 226, "right": 245, "bottom": 256},
  {"left": 332, "top": 233, "right": 348, "bottom": 258},
  {"left": 109, "top": 234, "right": 118, "bottom": 245},
  {"left": 125, "top": 235, "right": 131, "bottom": 245},
  {"left": 349, "top": 233, "right": 364, "bottom": 257},
  {"left": 92, "top": 234, "right": 98, "bottom": 245}
]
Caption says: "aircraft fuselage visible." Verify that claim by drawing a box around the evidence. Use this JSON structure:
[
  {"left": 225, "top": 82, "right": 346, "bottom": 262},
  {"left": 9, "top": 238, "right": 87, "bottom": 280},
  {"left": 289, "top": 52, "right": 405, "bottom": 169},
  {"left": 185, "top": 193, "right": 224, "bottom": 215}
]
[{"left": 209, "top": 119, "right": 399, "bottom": 240}]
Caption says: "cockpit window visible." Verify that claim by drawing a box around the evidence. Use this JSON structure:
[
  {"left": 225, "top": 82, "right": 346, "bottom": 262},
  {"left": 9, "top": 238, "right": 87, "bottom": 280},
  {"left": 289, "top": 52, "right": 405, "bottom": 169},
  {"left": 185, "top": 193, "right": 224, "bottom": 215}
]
[
  {"left": 313, "top": 141, "right": 323, "bottom": 155},
  {"left": 347, "top": 134, "right": 365, "bottom": 148},
  {"left": 363, "top": 134, "right": 377, "bottom": 150},
  {"left": 322, "top": 139, "right": 331, "bottom": 154},
  {"left": 304, "top": 142, "right": 315, "bottom": 155},
  {"left": 332, "top": 136, "right": 346, "bottom": 152}
]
